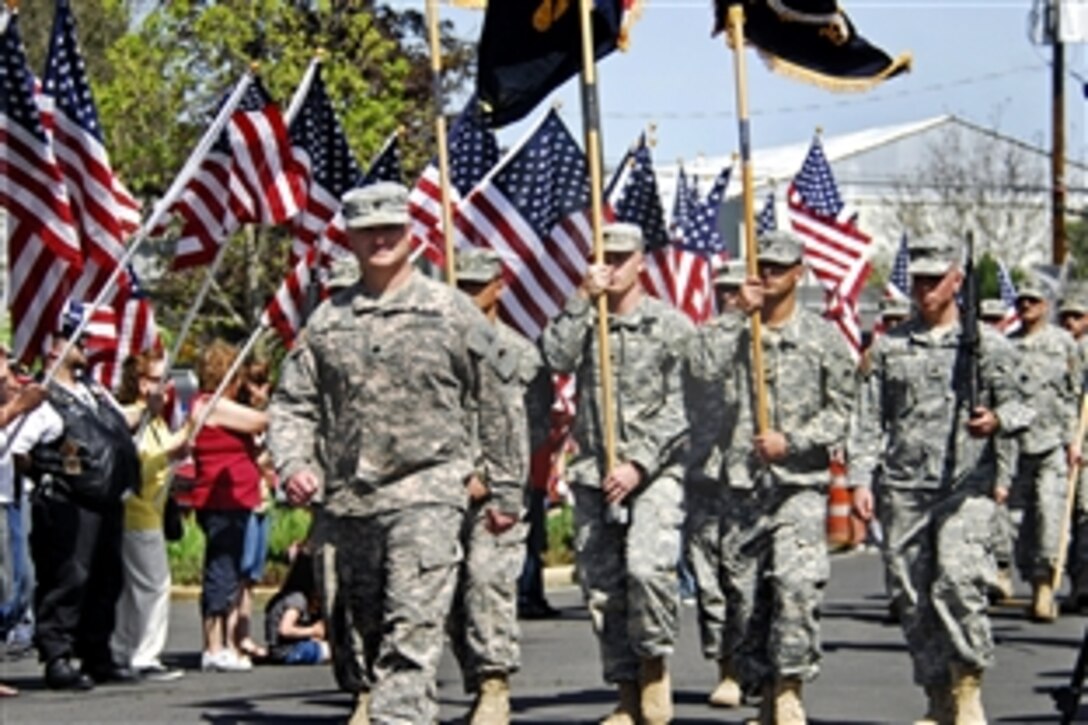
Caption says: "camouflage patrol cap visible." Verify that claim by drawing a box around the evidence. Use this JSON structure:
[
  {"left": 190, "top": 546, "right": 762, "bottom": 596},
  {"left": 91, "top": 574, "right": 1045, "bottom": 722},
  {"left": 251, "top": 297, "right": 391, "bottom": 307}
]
[
  {"left": 342, "top": 182, "right": 410, "bottom": 229},
  {"left": 1015, "top": 270, "right": 1048, "bottom": 301},
  {"left": 879, "top": 296, "right": 911, "bottom": 320},
  {"left": 979, "top": 298, "right": 1008, "bottom": 321},
  {"left": 602, "top": 222, "right": 644, "bottom": 253},
  {"left": 326, "top": 255, "right": 359, "bottom": 289},
  {"left": 757, "top": 230, "right": 803, "bottom": 266},
  {"left": 1060, "top": 283, "right": 1088, "bottom": 315},
  {"left": 455, "top": 248, "right": 503, "bottom": 284},
  {"left": 907, "top": 236, "right": 961, "bottom": 277},
  {"left": 713, "top": 260, "right": 747, "bottom": 289}
]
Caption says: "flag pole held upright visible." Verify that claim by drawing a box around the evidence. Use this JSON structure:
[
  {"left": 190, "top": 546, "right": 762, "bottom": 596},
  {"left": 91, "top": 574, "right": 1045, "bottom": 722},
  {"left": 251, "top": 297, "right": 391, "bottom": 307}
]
[
  {"left": 726, "top": 4, "right": 769, "bottom": 434},
  {"left": 426, "top": 0, "right": 458, "bottom": 286},
  {"left": 577, "top": 0, "right": 620, "bottom": 504}
]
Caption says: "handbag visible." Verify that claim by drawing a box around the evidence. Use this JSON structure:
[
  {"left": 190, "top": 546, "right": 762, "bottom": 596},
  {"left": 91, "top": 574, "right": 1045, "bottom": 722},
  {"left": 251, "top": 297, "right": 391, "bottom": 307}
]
[{"left": 163, "top": 493, "right": 184, "bottom": 542}]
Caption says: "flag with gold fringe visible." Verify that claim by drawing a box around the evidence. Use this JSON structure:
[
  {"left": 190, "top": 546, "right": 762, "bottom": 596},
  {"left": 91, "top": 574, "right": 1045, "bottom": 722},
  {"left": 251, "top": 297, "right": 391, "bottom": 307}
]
[
  {"left": 713, "top": 0, "right": 911, "bottom": 92},
  {"left": 476, "top": 0, "right": 630, "bottom": 127}
]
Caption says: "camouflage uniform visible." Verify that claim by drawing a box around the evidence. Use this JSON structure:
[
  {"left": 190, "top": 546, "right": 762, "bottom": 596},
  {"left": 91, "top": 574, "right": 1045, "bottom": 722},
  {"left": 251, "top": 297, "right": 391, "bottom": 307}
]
[
  {"left": 541, "top": 293, "right": 692, "bottom": 684},
  {"left": 851, "top": 317, "right": 1029, "bottom": 687},
  {"left": 716, "top": 305, "right": 855, "bottom": 690},
  {"left": 269, "top": 267, "right": 525, "bottom": 723},
  {"left": 448, "top": 320, "right": 552, "bottom": 691},
  {"left": 684, "top": 306, "right": 744, "bottom": 661},
  {"left": 1007, "top": 320, "right": 1080, "bottom": 584},
  {"left": 1063, "top": 284, "right": 1088, "bottom": 598}
]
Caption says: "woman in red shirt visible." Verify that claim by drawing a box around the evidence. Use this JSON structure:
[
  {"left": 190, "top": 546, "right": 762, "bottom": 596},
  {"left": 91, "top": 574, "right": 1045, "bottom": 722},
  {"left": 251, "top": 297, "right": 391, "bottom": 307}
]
[{"left": 190, "top": 340, "right": 268, "bottom": 672}]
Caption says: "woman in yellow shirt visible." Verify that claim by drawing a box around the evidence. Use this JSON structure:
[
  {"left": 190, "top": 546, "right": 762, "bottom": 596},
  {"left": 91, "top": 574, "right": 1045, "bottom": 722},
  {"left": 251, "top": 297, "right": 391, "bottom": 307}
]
[{"left": 110, "top": 351, "right": 189, "bottom": 681}]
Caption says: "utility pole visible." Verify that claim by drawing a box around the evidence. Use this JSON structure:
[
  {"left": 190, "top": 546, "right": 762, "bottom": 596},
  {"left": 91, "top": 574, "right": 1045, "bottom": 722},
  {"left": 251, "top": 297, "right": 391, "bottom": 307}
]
[{"left": 1052, "top": 0, "right": 1067, "bottom": 264}]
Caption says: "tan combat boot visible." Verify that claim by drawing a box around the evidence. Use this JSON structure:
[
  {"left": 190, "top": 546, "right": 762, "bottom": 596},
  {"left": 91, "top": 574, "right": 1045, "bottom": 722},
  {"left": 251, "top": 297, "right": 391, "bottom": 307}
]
[
  {"left": 772, "top": 678, "right": 807, "bottom": 725},
  {"left": 708, "top": 657, "right": 742, "bottom": 708},
  {"left": 949, "top": 663, "right": 987, "bottom": 725},
  {"left": 990, "top": 567, "right": 1014, "bottom": 605},
  {"left": 914, "top": 684, "right": 954, "bottom": 725},
  {"left": 468, "top": 674, "right": 511, "bottom": 725},
  {"left": 1031, "top": 579, "right": 1058, "bottom": 622},
  {"left": 599, "top": 680, "right": 639, "bottom": 725},
  {"left": 348, "top": 691, "right": 370, "bottom": 725},
  {"left": 638, "top": 657, "right": 673, "bottom": 724}
]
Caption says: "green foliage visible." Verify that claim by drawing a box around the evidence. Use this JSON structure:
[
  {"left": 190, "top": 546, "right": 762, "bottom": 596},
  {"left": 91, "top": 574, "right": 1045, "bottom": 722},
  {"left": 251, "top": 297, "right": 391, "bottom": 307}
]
[
  {"left": 166, "top": 510, "right": 206, "bottom": 586},
  {"left": 544, "top": 504, "right": 575, "bottom": 567},
  {"left": 976, "top": 252, "right": 999, "bottom": 300},
  {"left": 1068, "top": 218, "right": 1088, "bottom": 281},
  {"left": 267, "top": 505, "right": 312, "bottom": 564}
]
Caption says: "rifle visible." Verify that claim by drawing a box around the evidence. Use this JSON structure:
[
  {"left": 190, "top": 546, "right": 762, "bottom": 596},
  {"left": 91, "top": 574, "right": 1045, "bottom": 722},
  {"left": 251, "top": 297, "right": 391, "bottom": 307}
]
[{"left": 961, "top": 230, "right": 980, "bottom": 411}]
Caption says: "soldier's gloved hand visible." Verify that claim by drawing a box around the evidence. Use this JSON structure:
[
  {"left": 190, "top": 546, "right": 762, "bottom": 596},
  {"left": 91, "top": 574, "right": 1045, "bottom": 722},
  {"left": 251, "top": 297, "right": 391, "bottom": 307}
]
[
  {"left": 966, "top": 406, "right": 1000, "bottom": 438},
  {"left": 851, "top": 486, "right": 874, "bottom": 521},
  {"left": 993, "top": 485, "right": 1009, "bottom": 505},
  {"left": 484, "top": 507, "right": 519, "bottom": 535},
  {"left": 285, "top": 469, "right": 320, "bottom": 506},
  {"left": 736, "top": 277, "right": 764, "bottom": 315},
  {"left": 603, "top": 462, "right": 642, "bottom": 505},
  {"left": 753, "top": 430, "right": 788, "bottom": 463},
  {"left": 580, "top": 264, "right": 611, "bottom": 299},
  {"left": 465, "top": 474, "right": 490, "bottom": 503}
]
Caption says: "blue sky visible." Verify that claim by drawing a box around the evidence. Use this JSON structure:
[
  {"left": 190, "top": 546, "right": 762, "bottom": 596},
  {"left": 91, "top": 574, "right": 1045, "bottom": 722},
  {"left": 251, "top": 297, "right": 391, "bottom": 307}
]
[{"left": 437, "top": 1, "right": 1087, "bottom": 169}]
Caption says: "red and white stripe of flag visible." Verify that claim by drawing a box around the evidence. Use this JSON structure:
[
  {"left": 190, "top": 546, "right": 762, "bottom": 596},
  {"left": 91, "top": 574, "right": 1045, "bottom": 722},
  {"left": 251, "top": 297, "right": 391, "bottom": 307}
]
[
  {"left": 407, "top": 163, "right": 454, "bottom": 267},
  {"left": 453, "top": 191, "right": 591, "bottom": 340},
  {"left": 640, "top": 248, "right": 716, "bottom": 324},
  {"left": 261, "top": 248, "right": 326, "bottom": 349}
]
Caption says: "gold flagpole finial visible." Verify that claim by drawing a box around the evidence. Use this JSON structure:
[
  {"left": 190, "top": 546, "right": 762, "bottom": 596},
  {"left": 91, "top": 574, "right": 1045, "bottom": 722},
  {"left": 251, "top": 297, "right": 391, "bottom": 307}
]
[
  {"left": 314, "top": 47, "right": 327, "bottom": 61},
  {"left": 815, "top": 125, "right": 824, "bottom": 137},
  {"left": 249, "top": 60, "right": 261, "bottom": 74},
  {"left": 646, "top": 123, "right": 658, "bottom": 148},
  {"left": 551, "top": 99, "right": 563, "bottom": 112}
]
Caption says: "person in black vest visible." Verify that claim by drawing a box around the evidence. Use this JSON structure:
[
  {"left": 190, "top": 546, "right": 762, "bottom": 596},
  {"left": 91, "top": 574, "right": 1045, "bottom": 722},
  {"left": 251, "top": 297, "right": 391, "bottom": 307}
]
[{"left": 10, "top": 307, "right": 141, "bottom": 690}]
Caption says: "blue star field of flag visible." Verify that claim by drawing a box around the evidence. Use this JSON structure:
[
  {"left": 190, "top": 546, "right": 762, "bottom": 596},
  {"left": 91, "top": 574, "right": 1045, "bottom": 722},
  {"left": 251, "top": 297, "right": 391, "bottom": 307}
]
[
  {"left": 612, "top": 138, "right": 669, "bottom": 251},
  {"left": 677, "top": 167, "right": 730, "bottom": 255},
  {"left": 756, "top": 190, "right": 777, "bottom": 234},
  {"left": 0, "top": 14, "right": 48, "bottom": 144},
  {"left": 447, "top": 106, "right": 500, "bottom": 197},
  {"left": 491, "top": 110, "right": 589, "bottom": 241},
  {"left": 793, "top": 137, "right": 843, "bottom": 218},
  {"left": 998, "top": 262, "right": 1018, "bottom": 310},
  {"left": 42, "top": 0, "right": 101, "bottom": 141},
  {"left": 671, "top": 166, "right": 697, "bottom": 236},
  {"left": 288, "top": 66, "right": 363, "bottom": 198},
  {"left": 889, "top": 233, "right": 910, "bottom": 297},
  {"left": 362, "top": 133, "right": 402, "bottom": 186}
]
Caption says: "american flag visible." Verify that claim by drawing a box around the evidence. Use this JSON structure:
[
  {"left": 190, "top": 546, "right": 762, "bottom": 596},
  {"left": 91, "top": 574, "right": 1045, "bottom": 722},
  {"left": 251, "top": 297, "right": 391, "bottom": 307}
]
[
  {"left": 996, "top": 260, "right": 1022, "bottom": 335},
  {"left": 453, "top": 109, "right": 590, "bottom": 339},
  {"left": 0, "top": 11, "right": 82, "bottom": 364},
  {"left": 605, "top": 137, "right": 670, "bottom": 299},
  {"left": 409, "top": 104, "right": 500, "bottom": 267},
  {"left": 669, "top": 165, "right": 698, "bottom": 240},
  {"left": 362, "top": 132, "right": 402, "bottom": 186},
  {"left": 170, "top": 76, "right": 306, "bottom": 270},
  {"left": 885, "top": 232, "right": 910, "bottom": 301},
  {"left": 787, "top": 135, "right": 872, "bottom": 360},
  {"left": 286, "top": 61, "right": 363, "bottom": 265},
  {"left": 42, "top": 0, "right": 139, "bottom": 310},
  {"left": 756, "top": 190, "right": 777, "bottom": 234},
  {"left": 116, "top": 266, "right": 161, "bottom": 370},
  {"left": 261, "top": 247, "right": 326, "bottom": 349},
  {"left": 671, "top": 166, "right": 730, "bottom": 322}
]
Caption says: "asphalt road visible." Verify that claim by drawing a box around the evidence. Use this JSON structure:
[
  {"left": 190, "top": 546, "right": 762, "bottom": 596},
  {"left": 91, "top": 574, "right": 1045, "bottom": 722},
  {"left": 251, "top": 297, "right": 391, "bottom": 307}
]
[{"left": 0, "top": 549, "right": 1084, "bottom": 724}]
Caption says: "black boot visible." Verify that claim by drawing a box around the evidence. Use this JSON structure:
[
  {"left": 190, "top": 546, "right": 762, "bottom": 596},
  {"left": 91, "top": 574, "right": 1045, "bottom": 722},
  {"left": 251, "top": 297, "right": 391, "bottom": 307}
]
[{"left": 45, "top": 658, "right": 95, "bottom": 691}]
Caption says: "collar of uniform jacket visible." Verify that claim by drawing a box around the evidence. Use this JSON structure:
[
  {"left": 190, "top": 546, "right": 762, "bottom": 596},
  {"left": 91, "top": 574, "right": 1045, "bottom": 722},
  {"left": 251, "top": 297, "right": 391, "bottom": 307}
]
[
  {"left": 607, "top": 296, "right": 658, "bottom": 330},
  {"left": 350, "top": 270, "right": 423, "bottom": 314},
  {"left": 908, "top": 318, "right": 962, "bottom": 346}
]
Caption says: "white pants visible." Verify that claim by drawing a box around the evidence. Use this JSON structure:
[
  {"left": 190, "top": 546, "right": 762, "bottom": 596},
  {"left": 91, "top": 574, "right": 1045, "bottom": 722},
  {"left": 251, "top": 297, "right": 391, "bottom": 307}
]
[{"left": 111, "top": 528, "right": 171, "bottom": 669}]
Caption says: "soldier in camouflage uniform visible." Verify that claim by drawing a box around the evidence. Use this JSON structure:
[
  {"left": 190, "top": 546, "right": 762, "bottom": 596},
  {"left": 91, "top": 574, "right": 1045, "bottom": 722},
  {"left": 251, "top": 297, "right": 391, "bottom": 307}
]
[
  {"left": 1008, "top": 272, "right": 1081, "bottom": 621},
  {"left": 715, "top": 231, "right": 855, "bottom": 725},
  {"left": 850, "top": 236, "right": 1031, "bottom": 725},
  {"left": 878, "top": 295, "right": 911, "bottom": 332},
  {"left": 684, "top": 259, "right": 746, "bottom": 709},
  {"left": 1058, "top": 284, "right": 1088, "bottom": 611},
  {"left": 541, "top": 222, "right": 692, "bottom": 725},
  {"left": 268, "top": 183, "right": 526, "bottom": 725},
  {"left": 449, "top": 248, "right": 553, "bottom": 724}
]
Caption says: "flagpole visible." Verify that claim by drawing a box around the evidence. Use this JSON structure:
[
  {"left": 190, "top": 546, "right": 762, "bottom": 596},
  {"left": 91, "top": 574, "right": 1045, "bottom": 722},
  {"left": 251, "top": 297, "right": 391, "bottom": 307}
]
[
  {"left": 726, "top": 4, "right": 769, "bottom": 434},
  {"left": 577, "top": 0, "right": 619, "bottom": 477},
  {"left": 425, "top": 0, "right": 457, "bottom": 285}
]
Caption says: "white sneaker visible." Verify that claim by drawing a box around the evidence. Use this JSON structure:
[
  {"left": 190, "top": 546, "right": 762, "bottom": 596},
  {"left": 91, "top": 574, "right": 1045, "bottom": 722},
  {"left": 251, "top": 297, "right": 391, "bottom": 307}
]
[{"left": 200, "top": 649, "right": 252, "bottom": 673}]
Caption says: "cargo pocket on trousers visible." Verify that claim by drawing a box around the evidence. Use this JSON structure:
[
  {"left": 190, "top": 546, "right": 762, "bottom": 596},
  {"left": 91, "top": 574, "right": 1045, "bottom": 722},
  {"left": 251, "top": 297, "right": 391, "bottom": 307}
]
[{"left": 419, "top": 538, "right": 463, "bottom": 574}]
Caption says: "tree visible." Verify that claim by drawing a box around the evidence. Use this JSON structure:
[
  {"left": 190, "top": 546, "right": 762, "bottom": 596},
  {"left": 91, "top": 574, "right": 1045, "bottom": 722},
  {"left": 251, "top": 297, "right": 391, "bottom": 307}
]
[
  {"left": 879, "top": 118, "right": 1050, "bottom": 271},
  {"left": 73, "top": 1, "right": 473, "bottom": 352}
]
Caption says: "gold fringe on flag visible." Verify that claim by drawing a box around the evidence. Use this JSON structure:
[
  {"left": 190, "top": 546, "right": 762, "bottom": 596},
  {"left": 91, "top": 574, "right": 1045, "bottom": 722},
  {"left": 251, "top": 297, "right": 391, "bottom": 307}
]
[{"left": 758, "top": 49, "right": 913, "bottom": 93}]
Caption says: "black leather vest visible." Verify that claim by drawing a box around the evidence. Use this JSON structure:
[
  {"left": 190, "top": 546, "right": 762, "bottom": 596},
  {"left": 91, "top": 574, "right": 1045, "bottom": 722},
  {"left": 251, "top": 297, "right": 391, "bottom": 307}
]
[{"left": 30, "top": 382, "right": 139, "bottom": 508}]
